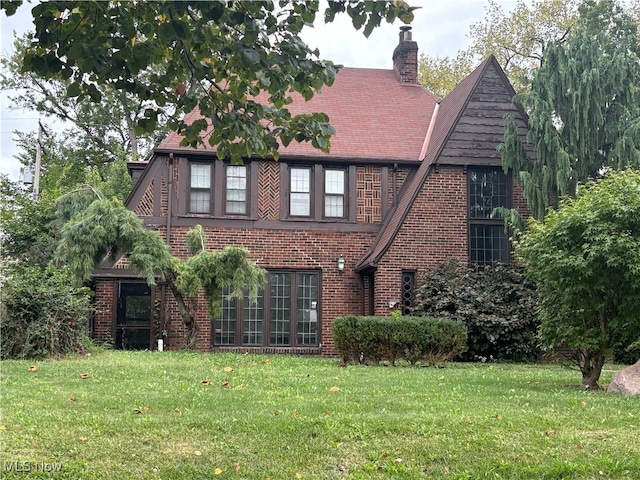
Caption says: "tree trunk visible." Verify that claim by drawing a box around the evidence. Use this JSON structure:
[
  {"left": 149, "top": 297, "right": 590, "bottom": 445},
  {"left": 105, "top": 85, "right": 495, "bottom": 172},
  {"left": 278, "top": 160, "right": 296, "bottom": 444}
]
[
  {"left": 579, "top": 350, "right": 606, "bottom": 390},
  {"left": 164, "top": 270, "right": 199, "bottom": 349}
]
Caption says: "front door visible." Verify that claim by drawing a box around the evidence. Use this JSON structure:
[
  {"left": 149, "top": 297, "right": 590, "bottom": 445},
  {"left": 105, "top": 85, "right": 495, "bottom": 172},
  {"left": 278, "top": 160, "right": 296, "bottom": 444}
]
[{"left": 116, "top": 283, "right": 152, "bottom": 350}]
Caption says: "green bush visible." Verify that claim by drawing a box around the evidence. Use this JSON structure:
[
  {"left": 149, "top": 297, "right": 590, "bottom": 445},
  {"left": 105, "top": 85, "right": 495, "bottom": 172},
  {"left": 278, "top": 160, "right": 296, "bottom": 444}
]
[
  {"left": 411, "top": 261, "right": 541, "bottom": 362},
  {"left": 0, "top": 266, "right": 93, "bottom": 359},
  {"left": 331, "top": 315, "right": 467, "bottom": 366}
]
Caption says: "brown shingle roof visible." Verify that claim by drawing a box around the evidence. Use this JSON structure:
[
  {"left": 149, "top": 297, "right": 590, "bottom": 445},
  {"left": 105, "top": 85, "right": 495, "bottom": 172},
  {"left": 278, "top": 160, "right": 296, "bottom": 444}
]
[
  {"left": 354, "top": 56, "right": 498, "bottom": 271},
  {"left": 156, "top": 68, "right": 438, "bottom": 162}
]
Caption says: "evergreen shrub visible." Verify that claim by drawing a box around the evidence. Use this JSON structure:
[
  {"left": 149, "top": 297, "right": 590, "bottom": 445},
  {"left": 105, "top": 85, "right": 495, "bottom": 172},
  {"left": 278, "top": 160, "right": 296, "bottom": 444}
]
[
  {"left": 331, "top": 314, "right": 467, "bottom": 366},
  {"left": 0, "top": 266, "right": 93, "bottom": 359}
]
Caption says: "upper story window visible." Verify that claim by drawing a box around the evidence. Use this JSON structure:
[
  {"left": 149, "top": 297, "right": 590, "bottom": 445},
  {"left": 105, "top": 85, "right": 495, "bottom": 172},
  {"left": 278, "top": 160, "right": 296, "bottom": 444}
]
[
  {"left": 324, "top": 169, "right": 345, "bottom": 218},
  {"left": 189, "top": 163, "right": 212, "bottom": 213},
  {"left": 185, "top": 160, "right": 252, "bottom": 217},
  {"left": 225, "top": 165, "right": 247, "bottom": 215},
  {"left": 468, "top": 167, "right": 509, "bottom": 265},
  {"left": 284, "top": 164, "right": 353, "bottom": 221},
  {"left": 290, "top": 167, "right": 312, "bottom": 217},
  {"left": 469, "top": 169, "right": 507, "bottom": 219}
]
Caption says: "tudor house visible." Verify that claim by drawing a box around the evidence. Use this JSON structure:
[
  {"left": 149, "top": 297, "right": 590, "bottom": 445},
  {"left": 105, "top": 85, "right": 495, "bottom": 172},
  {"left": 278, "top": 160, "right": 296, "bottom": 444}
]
[{"left": 92, "top": 27, "right": 532, "bottom": 354}]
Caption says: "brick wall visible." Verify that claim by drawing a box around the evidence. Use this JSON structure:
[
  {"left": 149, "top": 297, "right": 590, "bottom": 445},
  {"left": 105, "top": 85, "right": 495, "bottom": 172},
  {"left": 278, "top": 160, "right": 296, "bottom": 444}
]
[
  {"left": 98, "top": 158, "right": 529, "bottom": 356},
  {"left": 163, "top": 226, "right": 376, "bottom": 353},
  {"left": 373, "top": 166, "right": 468, "bottom": 315},
  {"left": 93, "top": 279, "right": 114, "bottom": 344}
]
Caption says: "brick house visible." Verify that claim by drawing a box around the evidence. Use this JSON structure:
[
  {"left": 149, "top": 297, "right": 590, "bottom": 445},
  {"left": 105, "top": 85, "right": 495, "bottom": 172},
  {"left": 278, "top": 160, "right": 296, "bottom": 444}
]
[{"left": 92, "top": 28, "right": 532, "bottom": 354}]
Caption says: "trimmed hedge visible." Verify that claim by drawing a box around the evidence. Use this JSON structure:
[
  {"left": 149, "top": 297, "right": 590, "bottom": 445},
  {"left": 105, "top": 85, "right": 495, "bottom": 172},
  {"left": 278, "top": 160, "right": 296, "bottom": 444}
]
[{"left": 331, "top": 314, "right": 467, "bottom": 366}]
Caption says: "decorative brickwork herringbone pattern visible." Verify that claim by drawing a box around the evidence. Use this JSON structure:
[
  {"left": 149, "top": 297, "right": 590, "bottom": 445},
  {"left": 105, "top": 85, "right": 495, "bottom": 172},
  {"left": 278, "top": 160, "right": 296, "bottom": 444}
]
[
  {"left": 133, "top": 183, "right": 154, "bottom": 216},
  {"left": 259, "top": 162, "right": 280, "bottom": 220}
]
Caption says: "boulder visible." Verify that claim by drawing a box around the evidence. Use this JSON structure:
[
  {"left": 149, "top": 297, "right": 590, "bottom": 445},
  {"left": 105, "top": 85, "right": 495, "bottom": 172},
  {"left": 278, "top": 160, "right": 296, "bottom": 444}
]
[{"left": 607, "top": 360, "right": 640, "bottom": 395}]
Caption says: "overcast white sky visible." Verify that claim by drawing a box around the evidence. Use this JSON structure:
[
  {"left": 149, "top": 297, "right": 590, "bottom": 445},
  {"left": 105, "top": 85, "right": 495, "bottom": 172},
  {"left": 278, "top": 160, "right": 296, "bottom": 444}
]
[{"left": 0, "top": 1, "right": 517, "bottom": 181}]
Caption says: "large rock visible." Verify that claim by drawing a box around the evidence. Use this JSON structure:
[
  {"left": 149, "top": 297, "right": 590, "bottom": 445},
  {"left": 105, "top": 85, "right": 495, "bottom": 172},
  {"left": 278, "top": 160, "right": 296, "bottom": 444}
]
[{"left": 607, "top": 360, "right": 640, "bottom": 395}]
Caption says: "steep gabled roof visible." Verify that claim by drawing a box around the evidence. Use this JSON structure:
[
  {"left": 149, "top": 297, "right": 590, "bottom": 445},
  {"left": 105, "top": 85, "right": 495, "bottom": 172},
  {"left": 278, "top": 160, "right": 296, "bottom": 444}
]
[
  {"left": 354, "top": 55, "right": 503, "bottom": 271},
  {"left": 156, "top": 68, "right": 438, "bottom": 163}
]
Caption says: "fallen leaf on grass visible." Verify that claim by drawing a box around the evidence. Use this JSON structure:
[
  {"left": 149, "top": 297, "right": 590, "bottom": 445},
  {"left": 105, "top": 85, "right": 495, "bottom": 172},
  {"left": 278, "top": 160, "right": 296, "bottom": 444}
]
[
  {"left": 296, "top": 473, "right": 302, "bottom": 479},
  {"left": 80, "top": 373, "right": 89, "bottom": 379},
  {"left": 195, "top": 451, "right": 202, "bottom": 456},
  {"left": 223, "top": 366, "right": 233, "bottom": 373},
  {"left": 68, "top": 396, "right": 77, "bottom": 402},
  {"left": 545, "top": 431, "right": 554, "bottom": 437},
  {"left": 329, "top": 386, "right": 340, "bottom": 392},
  {"left": 174, "top": 408, "right": 182, "bottom": 414},
  {"left": 201, "top": 380, "right": 212, "bottom": 386},
  {"left": 236, "top": 462, "right": 241, "bottom": 472},
  {"left": 214, "top": 467, "right": 222, "bottom": 475},
  {"left": 262, "top": 359, "right": 270, "bottom": 364},
  {"left": 134, "top": 408, "right": 142, "bottom": 414},
  {"left": 273, "top": 411, "right": 280, "bottom": 416},
  {"left": 221, "top": 381, "right": 231, "bottom": 388},
  {"left": 79, "top": 437, "right": 87, "bottom": 442},
  {"left": 28, "top": 365, "right": 38, "bottom": 372},
  {"left": 438, "top": 375, "right": 445, "bottom": 380},
  {"left": 0, "top": 425, "right": 6, "bottom": 431}
]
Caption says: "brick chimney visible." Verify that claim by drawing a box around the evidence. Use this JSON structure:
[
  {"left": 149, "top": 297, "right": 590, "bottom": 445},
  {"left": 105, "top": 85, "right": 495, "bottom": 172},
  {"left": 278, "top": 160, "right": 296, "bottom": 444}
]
[{"left": 392, "top": 26, "right": 418, "bottom": 84}]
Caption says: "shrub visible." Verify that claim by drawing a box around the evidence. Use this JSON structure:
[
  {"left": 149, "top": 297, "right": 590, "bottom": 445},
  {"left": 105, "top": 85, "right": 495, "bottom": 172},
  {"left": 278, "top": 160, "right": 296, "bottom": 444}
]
[
  {"left": 331, "top": 315, "right": 467, "bottom": 366},
  {"left": 0, "top": 266, "right": 93, "bottom": 359},
  {"left": 411, "top": 261, "right": 541, "bottom": 362}
]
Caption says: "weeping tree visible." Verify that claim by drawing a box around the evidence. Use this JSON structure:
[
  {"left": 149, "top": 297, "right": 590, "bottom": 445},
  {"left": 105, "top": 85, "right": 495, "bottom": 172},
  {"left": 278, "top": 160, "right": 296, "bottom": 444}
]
[
  {"left": 500, "top": 0, "right": 640, "bottom": 220},
  {"left": 56, "top": 190, "right": 266, "bottom": 349}
]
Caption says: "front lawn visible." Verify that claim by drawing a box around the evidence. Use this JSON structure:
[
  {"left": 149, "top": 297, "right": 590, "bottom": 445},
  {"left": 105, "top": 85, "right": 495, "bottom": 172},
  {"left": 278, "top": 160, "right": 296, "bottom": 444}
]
[{"left": 0, "top": 351, "right": 637, "bottom": 479}]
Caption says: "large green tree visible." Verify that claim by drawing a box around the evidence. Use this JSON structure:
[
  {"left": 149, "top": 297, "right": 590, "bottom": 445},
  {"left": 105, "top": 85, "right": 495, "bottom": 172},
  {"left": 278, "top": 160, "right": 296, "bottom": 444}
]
[
  {"left": 3, "top": 1, "right": 417, "bottom": 163},
  {"left": 516, "top": 169, "right": 640, "bottom": 389},
  {"left": 501, "top": 0, "right": 640, "bottom": 220}
]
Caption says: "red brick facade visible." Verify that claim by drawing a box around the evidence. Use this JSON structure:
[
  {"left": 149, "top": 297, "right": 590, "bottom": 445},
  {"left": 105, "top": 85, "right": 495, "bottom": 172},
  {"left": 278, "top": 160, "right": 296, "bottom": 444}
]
[{"left": 94, "top": 35, "right": 534, "bottom": 356}]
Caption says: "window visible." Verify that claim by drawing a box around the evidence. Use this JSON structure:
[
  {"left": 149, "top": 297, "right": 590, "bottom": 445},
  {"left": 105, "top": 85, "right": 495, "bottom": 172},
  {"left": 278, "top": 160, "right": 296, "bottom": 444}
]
[
  {"left": 469, "top": 168, "right": 507, "bottom": 219},
  {"left": 290, "top": 167, "right": 311, "bottom": 216},
  {"left": 190, "top": 163, "right": 212, "bottom": 213},
  {"left": 214, "top": 272, "right": 319, "bottom": 347},
  {"left": 225, "top": 165, "right": 247, "bottom": 214},
  {"left": 324, "top": 169, "right": 345, "bottom": 218},
  {"left": 468, "top": 167, "right": 509, "bottom": 265},
  {"left": 401, "top": 271, "right": 415, "bottom": 315},
  {"left": 284, "top": 164, "right": 352, "bottom": 221}
]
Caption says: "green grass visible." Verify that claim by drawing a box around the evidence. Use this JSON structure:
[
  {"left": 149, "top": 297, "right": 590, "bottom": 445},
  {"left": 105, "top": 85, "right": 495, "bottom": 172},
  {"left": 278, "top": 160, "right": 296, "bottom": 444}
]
[{"left": 1, "top": 351, "right": 638, "bottom": 479}]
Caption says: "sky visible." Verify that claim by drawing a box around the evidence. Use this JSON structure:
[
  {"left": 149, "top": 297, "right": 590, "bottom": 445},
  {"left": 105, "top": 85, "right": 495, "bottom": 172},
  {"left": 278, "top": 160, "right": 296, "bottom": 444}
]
[{"left": 0, "top": 1, "right": 517, "bottom": 182}]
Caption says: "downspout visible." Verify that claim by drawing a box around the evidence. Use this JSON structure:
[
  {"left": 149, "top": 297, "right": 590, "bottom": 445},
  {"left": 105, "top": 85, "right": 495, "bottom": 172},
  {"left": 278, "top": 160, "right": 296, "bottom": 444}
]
[{"left": 162, "top": 153, "right": 174, "bottom": 348}]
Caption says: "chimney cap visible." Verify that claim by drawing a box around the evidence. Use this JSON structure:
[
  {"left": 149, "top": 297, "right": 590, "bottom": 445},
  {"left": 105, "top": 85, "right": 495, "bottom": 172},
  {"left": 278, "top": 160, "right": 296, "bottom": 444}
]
[{"left": 400, "top": 26, "right": 412, "bottom": 32}]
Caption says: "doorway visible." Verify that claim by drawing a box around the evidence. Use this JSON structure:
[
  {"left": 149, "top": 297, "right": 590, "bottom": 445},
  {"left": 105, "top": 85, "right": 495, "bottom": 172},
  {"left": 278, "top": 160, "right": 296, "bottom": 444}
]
[{"left": 116, "top": 283, "right": 152, "bottom": 350}]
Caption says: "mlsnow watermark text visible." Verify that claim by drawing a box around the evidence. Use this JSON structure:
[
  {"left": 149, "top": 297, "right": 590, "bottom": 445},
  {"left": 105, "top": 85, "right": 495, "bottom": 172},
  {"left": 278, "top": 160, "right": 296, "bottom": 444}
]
[{"left": 3, "top": 461, "right": 63, "bottom": 473}]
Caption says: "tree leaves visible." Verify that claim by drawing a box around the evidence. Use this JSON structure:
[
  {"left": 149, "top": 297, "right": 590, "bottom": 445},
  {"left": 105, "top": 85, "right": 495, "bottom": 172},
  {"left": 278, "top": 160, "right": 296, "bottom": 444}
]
[
  {"left": 517, "top": 169, "right": 640, "bottom": 388},
  {"left": 501, "top": 0, "right": 640, "bottom": 220},
  {"left": 16, "top": 1, "right": 418, "bottom": 161}
]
